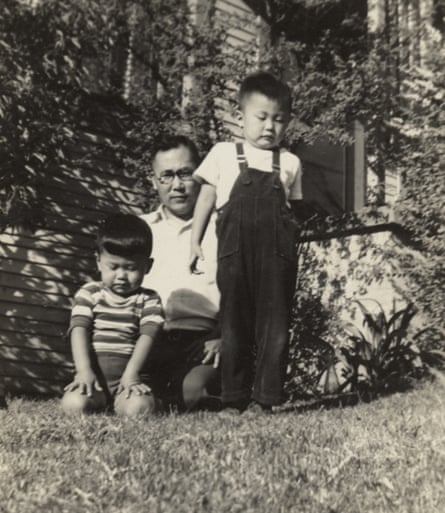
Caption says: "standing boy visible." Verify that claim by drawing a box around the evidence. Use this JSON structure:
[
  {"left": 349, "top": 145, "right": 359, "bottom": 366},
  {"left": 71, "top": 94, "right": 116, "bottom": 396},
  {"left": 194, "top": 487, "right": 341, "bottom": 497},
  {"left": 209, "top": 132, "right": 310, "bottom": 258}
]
[
  {"left": 62, "top": 213, "right": 164, "bottom": 416},
  {"left": 190, "top": 72, "right": 303, "bottom": 412}
]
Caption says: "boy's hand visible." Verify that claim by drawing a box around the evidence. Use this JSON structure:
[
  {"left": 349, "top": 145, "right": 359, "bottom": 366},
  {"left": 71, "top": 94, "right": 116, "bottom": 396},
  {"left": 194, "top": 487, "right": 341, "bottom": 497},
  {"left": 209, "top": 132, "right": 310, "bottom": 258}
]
[
  {"left": 64, "top": 368, "right": 102, "bottom": 397},
  {"left": 189, "top": 244, "right": 204, "bottom": 274},
  {"left": 118, "top": 372, "right": 152, "bottom": 399}
]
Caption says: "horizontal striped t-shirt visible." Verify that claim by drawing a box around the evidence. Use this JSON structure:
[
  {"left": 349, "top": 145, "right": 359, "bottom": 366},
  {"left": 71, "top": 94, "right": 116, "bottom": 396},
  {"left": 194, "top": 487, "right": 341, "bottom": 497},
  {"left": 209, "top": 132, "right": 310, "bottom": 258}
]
[{"left": 69, "top": 281, "right": 164, "bottom": 355}]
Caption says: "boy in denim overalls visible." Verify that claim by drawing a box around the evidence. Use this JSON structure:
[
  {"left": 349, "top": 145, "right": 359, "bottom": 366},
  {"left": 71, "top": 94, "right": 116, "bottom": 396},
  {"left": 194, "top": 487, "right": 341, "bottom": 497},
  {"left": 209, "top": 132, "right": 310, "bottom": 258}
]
[{"left": 190, "top": 72, "right": 303, "bottom": 412}]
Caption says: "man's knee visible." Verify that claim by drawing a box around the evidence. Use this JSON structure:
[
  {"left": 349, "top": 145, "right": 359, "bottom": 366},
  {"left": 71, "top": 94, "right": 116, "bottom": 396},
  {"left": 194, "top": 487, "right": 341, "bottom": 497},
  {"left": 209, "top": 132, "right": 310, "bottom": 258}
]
[
  {"left": 114, "top": 392, "right": 158, "bottom": 417},
  {"left": 61, "top": 389, "right": 107, "bottom": 415},
  {"left": 183, "top": 365, "right": 219, "bottom": 410}
]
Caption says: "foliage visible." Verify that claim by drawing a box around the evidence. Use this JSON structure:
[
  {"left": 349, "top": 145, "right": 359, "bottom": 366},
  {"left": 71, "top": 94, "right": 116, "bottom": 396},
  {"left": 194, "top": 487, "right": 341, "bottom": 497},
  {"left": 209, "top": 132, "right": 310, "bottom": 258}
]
[
  {"left": 0, "top": 0, "right": 254, "bottom": 226},
  {"left": 285, "top": 238, "right": 344, "bottom": 400},
  {"left": 319, "top": 299, "right": 445, "bottom": 397},
  {"left": 390, "top": 48, "right": 445, "bottom": 331},
  {"left": 0, "top": 0, "right": 130, "bottom": 230}
]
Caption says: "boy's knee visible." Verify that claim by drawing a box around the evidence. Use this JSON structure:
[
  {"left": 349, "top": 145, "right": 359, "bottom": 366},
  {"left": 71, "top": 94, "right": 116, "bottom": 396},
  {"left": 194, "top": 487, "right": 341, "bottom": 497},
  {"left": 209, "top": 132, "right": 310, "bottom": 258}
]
[
  {"left": 61, "top": 389, "right": 107, "bottom": 415},
  {"left": 114, "top": 392, "right": 158, "bottom": 417}
]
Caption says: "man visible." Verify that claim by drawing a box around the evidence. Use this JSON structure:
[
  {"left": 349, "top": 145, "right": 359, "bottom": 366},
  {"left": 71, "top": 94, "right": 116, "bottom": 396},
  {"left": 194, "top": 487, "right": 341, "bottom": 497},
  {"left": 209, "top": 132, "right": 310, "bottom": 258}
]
[{"left": 140, "top": 135, "right": 221, "bottom": 411}]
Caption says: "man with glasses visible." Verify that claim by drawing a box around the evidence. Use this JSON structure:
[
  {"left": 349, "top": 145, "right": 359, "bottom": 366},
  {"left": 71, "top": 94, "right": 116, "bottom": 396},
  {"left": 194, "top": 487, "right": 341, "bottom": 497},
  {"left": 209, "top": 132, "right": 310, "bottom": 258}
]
[{"left": 140, "top": 135, "right": 221, "bottom": 411}]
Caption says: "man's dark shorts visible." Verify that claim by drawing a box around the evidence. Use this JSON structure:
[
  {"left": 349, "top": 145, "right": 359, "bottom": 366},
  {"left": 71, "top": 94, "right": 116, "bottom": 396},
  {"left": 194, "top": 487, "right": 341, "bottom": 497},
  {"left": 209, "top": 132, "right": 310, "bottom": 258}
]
[{"left": 145, "top": 328, "right": 220, "bottom": 410}]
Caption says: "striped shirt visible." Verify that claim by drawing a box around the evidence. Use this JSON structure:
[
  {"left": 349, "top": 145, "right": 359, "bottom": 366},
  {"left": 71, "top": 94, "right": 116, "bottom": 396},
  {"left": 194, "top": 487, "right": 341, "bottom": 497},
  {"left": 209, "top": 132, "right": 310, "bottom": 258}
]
[{"left": 69, "top": 281, "right": 164, "bottom": 355}]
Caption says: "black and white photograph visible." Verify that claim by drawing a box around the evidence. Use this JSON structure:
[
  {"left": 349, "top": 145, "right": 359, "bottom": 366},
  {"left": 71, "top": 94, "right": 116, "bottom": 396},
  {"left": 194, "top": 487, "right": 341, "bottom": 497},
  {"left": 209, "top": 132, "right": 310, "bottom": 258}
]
[{"left": 1, "top": 1, "right": 444, "bottom": 511}]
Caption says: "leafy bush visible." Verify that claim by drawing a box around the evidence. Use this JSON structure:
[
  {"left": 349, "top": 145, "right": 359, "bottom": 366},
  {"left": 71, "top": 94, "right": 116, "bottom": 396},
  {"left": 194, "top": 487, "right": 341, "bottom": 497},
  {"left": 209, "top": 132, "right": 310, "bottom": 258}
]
[
  {"left": 0, "top": 0, "right": 129, "bottom": 230},
  {"left": 319, "top": 299, "right": 445, "bottom": 398}
]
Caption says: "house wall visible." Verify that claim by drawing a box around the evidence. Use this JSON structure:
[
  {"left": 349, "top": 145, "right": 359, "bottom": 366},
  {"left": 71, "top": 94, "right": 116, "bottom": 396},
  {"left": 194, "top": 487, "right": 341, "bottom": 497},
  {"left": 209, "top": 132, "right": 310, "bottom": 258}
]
[
  {"left": 0, "top": 127, "right": 147, "bottom": 396},
  {"left": 299, "top": 222, "right": 432, "bottom": 338}
]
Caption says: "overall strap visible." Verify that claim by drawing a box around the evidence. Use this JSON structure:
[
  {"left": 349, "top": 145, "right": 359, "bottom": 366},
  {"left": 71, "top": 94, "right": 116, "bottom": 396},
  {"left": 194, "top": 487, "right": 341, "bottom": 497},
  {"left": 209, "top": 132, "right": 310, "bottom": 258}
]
[
  {"left": 272, "top": 148, "right": 281, "bottom": 190},
  {"left": 272, "top": 149, "right": 281, "bottom": 173},
  {"left": 235, "top": 142, "right": 251, "bottom": 185}
]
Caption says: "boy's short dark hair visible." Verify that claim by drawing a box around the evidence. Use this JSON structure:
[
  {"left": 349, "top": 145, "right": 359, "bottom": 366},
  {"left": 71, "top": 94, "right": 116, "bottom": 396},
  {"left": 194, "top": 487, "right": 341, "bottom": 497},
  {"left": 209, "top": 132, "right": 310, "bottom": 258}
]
[
  {"left": 239, "top": 71, "right": 292, "bottom": 114},
  {"left": 151, "top": 135, "right": 200, "bottom": 167},
  {"left": 97, "top": 213, "right": 153, "bottom": 258}
]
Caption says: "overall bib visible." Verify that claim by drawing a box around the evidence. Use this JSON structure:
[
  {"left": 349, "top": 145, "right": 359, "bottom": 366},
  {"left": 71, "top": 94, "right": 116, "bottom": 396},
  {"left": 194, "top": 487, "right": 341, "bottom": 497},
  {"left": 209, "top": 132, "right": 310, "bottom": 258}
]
[{"left": 216, "top": 143, "right": 299, "bottom": 405}]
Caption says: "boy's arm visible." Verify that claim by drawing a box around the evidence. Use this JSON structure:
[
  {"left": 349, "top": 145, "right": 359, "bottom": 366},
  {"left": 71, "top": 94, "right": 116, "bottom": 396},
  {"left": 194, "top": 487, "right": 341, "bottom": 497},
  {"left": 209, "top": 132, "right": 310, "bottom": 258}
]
[
  {"left": 119, "top": 334, "right": 155, "bottom": 397},
  {"left": 64, "top": 326, "right": 102, "bottom": 397},
  {"left": 190, "top": 182, "right": 217, "bottom": 273},
  {"left": 119, "top": 291, "right": 164, "bottom": 397}
]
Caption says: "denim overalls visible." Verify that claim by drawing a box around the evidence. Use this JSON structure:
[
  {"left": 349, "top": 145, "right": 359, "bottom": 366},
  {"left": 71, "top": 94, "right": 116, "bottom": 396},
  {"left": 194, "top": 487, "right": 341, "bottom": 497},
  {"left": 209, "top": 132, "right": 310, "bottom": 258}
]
[{"left": 216, "top": 142, "right": 300, "bottom": 406}]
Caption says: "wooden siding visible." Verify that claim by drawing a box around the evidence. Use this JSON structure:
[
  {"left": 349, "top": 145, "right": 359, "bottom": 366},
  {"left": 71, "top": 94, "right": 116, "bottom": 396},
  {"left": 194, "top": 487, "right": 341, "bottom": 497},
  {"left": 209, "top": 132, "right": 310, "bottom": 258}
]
[
  {"left": 0, "top": 125, "right": 147, "bottom": 397},
  {"left": 214, "top": 0, "right": 259, "bottom": 138}
]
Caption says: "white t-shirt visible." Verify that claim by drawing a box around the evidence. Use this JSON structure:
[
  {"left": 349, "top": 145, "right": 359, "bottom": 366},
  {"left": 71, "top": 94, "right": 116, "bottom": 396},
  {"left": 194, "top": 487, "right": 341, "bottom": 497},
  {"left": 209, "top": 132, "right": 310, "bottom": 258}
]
[{"left": 194, "top": 141, "right": 303, "bottom": 209}]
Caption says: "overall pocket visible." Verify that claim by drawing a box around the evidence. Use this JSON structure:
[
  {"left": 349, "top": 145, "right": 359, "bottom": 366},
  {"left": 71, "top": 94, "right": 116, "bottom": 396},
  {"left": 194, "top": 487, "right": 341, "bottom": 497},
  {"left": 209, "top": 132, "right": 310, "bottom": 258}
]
[
  {"left": 216, "top": 202, "right": 241, "bottom": 259},
  {"left": 275, "top": 205, "right": 300, "bottom": 262}
]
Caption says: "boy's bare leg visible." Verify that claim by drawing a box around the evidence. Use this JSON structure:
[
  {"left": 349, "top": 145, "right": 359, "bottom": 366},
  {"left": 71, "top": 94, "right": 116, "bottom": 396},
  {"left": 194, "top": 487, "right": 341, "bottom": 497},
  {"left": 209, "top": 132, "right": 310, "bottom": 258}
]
[
  {"left": 61, "top": 389, "right": 108, "bottom": 415},
  {"left": 113, "top": 391, "right": 158, "bottom": 417}
]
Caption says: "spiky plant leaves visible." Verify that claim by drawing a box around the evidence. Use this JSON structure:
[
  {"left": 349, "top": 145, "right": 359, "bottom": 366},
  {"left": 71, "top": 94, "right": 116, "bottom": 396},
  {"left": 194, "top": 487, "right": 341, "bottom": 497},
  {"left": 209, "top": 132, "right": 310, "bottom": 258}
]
[
  {"left": 319, "top": 300, "right": 443, "bottom": 398},
  {"left": 321, "top": 363, "right": 341, "bottom": 395},
  {"left": 387, "top": 303, "right": 417, "bottom": 332},
  {"left": 355, "top": 299, "right": 387, "bottom": 345}
]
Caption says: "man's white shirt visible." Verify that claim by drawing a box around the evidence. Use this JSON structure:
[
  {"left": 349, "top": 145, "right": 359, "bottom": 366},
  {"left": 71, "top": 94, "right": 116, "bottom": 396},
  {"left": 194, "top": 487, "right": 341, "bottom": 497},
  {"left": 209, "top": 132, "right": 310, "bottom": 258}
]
[{"left": 141, "top": 206, "right": 220, "bottom": 332}]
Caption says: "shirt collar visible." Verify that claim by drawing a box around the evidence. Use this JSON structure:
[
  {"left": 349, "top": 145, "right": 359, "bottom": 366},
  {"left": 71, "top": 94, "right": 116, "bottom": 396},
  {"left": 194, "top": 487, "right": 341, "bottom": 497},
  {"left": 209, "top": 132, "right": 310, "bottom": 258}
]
[
  {"left": 151, "top": 204, "right": 193, "bottom": 229},
  {"left": 244, "top": 140, "right": 281, "bottom": 154}
]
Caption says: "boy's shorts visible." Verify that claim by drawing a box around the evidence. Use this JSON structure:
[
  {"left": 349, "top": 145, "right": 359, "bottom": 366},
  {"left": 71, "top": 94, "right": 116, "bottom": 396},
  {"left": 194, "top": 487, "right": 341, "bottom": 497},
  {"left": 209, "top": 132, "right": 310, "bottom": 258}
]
[{"left": 91, "top": 352, "right": 152, "bottom": 403}]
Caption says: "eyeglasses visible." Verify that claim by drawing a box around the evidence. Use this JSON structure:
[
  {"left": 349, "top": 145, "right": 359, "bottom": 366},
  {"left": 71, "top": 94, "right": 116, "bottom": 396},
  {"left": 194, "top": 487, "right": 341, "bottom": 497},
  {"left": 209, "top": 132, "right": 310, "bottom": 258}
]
[{"left": 155, "top": 167, "right": 195, "bottom": 185}]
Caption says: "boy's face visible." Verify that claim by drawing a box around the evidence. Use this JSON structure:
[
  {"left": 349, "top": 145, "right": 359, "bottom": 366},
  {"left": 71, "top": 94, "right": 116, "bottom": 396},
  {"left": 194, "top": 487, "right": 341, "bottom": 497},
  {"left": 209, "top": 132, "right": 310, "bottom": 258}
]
[
  {"left": 240, "top": 92, "right": 290, "bottom": 150},
  {"left": 97, "top": 249, "right": 152, "bottom": 296}
]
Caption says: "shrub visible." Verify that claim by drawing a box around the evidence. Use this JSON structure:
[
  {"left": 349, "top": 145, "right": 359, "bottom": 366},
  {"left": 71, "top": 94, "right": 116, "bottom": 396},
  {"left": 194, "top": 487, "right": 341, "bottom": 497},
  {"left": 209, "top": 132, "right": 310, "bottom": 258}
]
[{"left": 319, "top": 299, "right": 445, "bottom": 398}]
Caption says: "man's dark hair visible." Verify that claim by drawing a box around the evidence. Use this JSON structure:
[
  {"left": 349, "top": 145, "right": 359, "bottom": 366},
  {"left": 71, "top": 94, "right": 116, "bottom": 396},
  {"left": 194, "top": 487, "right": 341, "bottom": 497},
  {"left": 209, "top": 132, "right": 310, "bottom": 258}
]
[
  {"left": 239, "top": 71, "right": 292, "bottom": 113},
  {"left": 97, "top": 213, "right": 153, "bottom": 258},
  {"left": 151, "top": 134, "right": 200, "bottom": 167}
]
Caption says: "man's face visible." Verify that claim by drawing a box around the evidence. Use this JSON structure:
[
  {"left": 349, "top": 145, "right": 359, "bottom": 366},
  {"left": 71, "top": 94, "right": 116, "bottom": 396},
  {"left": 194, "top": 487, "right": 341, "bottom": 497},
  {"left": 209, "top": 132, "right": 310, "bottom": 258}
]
[{"left": 152, "top": 145, "right": 200, "bottom": 220}]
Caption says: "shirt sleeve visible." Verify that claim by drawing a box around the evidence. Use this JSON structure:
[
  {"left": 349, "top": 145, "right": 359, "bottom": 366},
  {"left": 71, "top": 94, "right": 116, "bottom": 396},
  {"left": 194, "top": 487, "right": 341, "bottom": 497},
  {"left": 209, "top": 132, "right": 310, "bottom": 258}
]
[
  {"left": 139, "top": 291, "right": 164, "bottom": 338},
  {"left": 288, "top": 154, "right": 303, "bottom": 201},
  {"left": 69, "top": 285, "right": 94, "bottom": 333},
  {"left": 193, "top": 143, "right": 222, "bottom": 187}
]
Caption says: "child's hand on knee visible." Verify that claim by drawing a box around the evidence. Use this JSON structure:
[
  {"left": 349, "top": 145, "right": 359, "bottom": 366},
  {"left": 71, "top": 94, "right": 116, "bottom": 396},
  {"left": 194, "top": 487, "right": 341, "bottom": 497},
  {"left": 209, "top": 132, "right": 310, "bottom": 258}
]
[
  {"left": 118, "top": 372, "right": 152, "bottom": 399},
  {"left": 64, "top": 368, "right": 102, "bottom": 397}
]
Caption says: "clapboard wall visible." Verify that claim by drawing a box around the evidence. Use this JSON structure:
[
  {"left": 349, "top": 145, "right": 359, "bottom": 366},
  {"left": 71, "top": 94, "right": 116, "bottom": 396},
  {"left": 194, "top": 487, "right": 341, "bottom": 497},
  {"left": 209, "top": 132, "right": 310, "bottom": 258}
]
[{"left": 0, "top": 123, "right": 147, "bottom": 396}]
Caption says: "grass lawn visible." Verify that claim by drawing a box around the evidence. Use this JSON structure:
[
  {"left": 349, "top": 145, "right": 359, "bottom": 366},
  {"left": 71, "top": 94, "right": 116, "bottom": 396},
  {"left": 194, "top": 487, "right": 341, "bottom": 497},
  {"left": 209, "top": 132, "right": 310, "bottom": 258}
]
[{"left": 1, "top": 381, "right": 444, "bottom": 513}]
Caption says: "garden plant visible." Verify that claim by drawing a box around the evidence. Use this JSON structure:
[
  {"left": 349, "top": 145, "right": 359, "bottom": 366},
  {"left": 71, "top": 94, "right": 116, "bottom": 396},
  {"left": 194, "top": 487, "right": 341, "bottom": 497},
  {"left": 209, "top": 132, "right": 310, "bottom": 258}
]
[{"left": 318, "top": 299, "right": 445, "bottom": 398}]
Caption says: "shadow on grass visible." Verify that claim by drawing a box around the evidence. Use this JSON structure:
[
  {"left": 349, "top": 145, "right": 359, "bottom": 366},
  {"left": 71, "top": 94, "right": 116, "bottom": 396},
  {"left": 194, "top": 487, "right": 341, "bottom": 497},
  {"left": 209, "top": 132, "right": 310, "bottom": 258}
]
[{"left": 279, "top": 381, "right": 421, "bottom": 414}]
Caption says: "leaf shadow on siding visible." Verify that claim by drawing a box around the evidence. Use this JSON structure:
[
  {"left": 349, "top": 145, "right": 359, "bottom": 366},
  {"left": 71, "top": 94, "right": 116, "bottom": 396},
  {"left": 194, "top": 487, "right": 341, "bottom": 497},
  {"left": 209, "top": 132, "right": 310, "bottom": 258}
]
[{"left": 0, "top": 123, "right": 147, "bottom": 398}]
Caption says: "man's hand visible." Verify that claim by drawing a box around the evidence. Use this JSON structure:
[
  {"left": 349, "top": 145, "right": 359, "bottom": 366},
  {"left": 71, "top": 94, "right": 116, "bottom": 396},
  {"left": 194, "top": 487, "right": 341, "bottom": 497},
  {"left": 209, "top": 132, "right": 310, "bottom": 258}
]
[
  {"left": 201, "top": 338, "right": 221, "bottom": 368},
  {"left": 118, "top": 371, "right": 152, "bottom": 399},
  {"left": 64, "top": 368, "right": 102, "bottom": 397},
  {"left": 190, "top": 243, "right": 205, "bottom": 274}
]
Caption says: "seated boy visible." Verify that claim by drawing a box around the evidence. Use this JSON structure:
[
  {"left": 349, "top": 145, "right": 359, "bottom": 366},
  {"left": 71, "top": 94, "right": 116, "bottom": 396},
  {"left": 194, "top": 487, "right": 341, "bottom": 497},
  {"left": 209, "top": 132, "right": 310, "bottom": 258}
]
[{"left": 61, "top": 213, "right": 164, "bottom": 416}]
